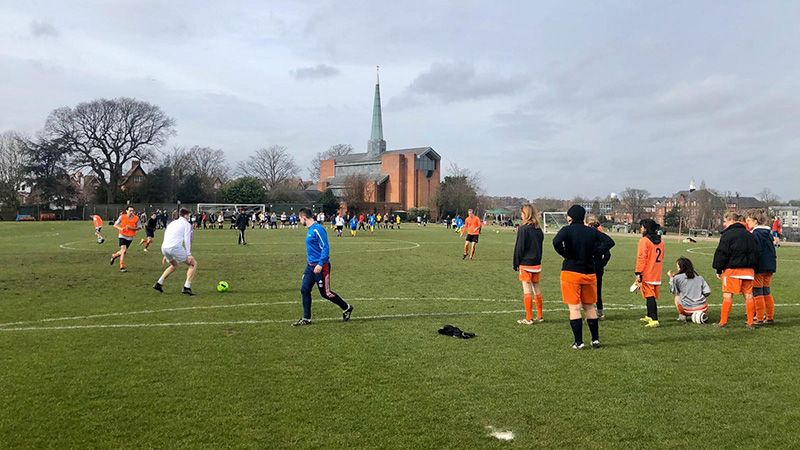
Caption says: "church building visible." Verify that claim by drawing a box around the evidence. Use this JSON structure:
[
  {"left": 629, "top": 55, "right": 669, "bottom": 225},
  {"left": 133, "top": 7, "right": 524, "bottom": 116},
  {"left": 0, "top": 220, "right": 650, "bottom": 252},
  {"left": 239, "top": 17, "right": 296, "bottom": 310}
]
[{"left": 316, "top": 69, "right": 441, "bottom": 211}]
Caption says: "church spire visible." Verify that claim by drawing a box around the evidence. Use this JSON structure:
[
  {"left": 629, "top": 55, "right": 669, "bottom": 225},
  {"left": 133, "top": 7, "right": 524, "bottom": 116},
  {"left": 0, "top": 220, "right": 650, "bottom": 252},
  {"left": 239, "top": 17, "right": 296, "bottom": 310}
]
[
  {"left": 370, "top": 66, "right": 384, "bottom": 141},
  {"left": 367, "top": 65, "right": 386, "bottom": 158}
]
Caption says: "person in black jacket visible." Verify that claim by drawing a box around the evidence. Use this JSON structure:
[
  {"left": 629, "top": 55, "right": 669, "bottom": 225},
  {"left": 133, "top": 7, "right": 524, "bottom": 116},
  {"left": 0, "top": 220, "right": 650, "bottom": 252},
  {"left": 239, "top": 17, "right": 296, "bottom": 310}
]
[
  {"left": 553, "top": 205, "right": 615, "bottom": 349},
  {"left": 236, "top": 208, "right": 250, "bottom": 245},
  {"left": 513, "top": 205, "right": 545, "bottom": 324},
  {"left": 712, "top": 211, "right": 760, "bottom": 328},
  {"left": 585, "top": 215, "right": 611, "bottom": 319},
  {"left": 744, "top": 209, "right": 777, "bottom": 324}
]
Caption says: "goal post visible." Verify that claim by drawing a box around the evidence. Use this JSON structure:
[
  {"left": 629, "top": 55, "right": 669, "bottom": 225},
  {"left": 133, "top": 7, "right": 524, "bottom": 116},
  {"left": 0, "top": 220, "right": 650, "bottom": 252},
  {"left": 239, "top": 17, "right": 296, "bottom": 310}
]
[
  {"left": 542, "top": 211, "right": 569, "bottom": 234},
  {"left": 197, "top": 203, "right": 266, "bottom": 219}
]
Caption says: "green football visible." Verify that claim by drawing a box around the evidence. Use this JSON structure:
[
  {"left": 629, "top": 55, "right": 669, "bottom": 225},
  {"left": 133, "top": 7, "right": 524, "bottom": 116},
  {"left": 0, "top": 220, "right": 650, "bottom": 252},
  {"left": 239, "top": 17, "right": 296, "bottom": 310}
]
[{"left": 217, "top": 281, "right": 229, "bottom": 292}]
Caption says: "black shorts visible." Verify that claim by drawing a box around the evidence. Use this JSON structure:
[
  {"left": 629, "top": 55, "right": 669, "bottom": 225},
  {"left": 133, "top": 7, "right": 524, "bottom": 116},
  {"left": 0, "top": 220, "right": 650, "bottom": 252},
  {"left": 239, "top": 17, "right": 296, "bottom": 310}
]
[
  {"left": 146, "top": 228, "right": 155, "bottom": 238},
  {"left": 465, "top": 234, "right": 479, "bottom": 243},
  {"left": 336, "top": 225, "right": 343, "bottom": 231},
  {"left": 119, "top": 238, "right": 133, "bottom": 248}
]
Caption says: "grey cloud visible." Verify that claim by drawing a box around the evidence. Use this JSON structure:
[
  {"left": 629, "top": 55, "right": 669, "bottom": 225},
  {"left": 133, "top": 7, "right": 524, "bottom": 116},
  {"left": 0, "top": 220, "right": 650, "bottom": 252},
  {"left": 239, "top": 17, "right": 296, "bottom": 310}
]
[
  {"left": 30, "top": 21, "right": 59, "bottom": 38},
  {"left": 290, "top": 64, "right": 341, "bottom": 80},
  {"left": 387, "top": 62, "right": 528, "bottom": 110}
]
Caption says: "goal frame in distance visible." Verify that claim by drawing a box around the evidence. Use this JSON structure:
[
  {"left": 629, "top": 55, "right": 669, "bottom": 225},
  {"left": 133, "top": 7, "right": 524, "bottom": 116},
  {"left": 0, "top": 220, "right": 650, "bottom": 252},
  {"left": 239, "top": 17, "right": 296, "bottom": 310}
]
[{"left": 542, "top": 211, "right": 569, "bottom": 234}]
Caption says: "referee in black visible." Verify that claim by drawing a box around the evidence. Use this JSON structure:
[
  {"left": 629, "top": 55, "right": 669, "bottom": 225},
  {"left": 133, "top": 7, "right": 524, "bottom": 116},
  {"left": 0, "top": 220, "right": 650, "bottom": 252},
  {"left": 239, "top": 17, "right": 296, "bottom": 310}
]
[{"left": 236, "top": 208, "right": 250, "bottom": 245}]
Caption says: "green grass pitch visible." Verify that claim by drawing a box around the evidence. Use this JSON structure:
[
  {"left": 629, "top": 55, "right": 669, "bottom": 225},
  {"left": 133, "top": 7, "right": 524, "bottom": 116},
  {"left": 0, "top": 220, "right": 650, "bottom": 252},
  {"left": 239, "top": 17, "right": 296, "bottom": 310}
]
[{"left": 1, "top": 221, "right": 799, "bottom": 449}]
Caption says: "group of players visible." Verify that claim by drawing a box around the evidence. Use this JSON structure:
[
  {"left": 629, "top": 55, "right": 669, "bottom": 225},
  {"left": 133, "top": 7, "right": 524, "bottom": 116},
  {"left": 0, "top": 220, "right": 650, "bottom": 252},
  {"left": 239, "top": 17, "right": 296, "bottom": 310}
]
[
  {"left": 505, "top": 204, "right": 779, "bottom": 349},
  {"left": 90, "top": 201, "right": 780, "bottom": 346}
]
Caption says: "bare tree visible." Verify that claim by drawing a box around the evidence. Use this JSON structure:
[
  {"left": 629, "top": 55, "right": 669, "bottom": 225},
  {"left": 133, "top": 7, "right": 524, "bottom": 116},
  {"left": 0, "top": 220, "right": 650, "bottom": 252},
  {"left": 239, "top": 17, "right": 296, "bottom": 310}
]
[
  {"left": 184, "top": 145, "right": 229, "bottom": 190},
  {"left": 309, "top": 143, "right": 353, "bottom": 181},
  {"left": 237, "top": 145, "right": 300, "bottom": 191},
  {"left": 342, "top": 174, "right": 374, "bottom": 214},
  {"left": 757, "top": 187, "right": 780, "bottom": 208},
  {"left": 0, "top": 132, "right": 30, "bottom": 210},
  {"left": 44, "top": 97, "right": 176, "bottom": 203},
  {"left": 619, "top": 187, "right": 651, "bottom": 222}
]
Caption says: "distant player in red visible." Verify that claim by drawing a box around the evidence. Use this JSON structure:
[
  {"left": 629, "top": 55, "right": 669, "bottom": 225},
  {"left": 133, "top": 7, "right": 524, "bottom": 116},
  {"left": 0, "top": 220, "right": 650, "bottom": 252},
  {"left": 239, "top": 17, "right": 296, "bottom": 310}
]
[
  {"left": 713, "top": 211, "right": 761, "bottom": 328},
  {"left": 91, "top": 214, "right": 104, "bottom": 244},
  {"left": 461, "top": 209, "right": 482, "bottom": 260},
  {"left": 635, "top": 219, "right": 665, "bottom": 328},
  {"left": 771, "top": 216, "right": 782, "bottom": 247}
]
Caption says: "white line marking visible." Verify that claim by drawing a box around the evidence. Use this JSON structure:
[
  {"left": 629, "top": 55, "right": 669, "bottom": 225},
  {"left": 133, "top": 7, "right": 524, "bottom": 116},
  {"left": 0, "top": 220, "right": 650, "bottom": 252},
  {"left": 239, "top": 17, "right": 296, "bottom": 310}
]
[
  {"left": 686, "top": 245, "right": 800, "bottom": 262},
  {"left": 59, "top": 239, "right": 422, "bottom": 254}
]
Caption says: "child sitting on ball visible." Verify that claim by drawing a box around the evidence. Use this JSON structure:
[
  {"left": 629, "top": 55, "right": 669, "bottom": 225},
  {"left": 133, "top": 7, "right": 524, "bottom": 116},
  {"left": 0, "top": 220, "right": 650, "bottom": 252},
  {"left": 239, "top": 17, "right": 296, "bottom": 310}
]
[{"left": 668, "top": 257, "right": 711, "bottom": 322}]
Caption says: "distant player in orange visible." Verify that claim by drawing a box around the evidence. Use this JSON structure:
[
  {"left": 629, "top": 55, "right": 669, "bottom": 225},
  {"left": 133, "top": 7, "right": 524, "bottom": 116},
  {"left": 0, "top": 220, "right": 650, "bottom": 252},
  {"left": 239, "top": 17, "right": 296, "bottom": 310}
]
[
  {"left": 110, "top": 206, "right": 141, "bottom": 273},
  {"left": 91, "top": 214, "right": 104, "bottom": 244},
  {"left": 713, "top": 211, "right": 760, "bottom": 328},
  {"left": 553, "top": 205, "right": 615, "bottom": 349},
  {"left": 461, "top": 209, "right": 482, "bottom": 260},
  {"left": 635, "top": 219, "right": 665, "bottom": 328},
  {"left": 513, "top": 205, "right": 545, "bottom": 324}
]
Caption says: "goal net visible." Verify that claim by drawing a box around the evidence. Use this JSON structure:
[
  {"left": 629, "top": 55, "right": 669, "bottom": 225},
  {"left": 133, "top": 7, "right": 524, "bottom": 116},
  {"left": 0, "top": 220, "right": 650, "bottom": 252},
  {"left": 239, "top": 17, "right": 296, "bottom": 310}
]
[
  {"left": 197, "top": 203, "right": 266, "bottom": 219},
  {"left": 542, "top": 211, "right": 569, "bottom": 234}
]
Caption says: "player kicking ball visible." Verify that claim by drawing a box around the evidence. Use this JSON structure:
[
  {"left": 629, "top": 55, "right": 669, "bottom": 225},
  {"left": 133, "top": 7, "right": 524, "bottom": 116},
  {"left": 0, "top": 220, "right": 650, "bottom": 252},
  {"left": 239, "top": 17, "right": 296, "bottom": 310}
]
[
  {"left": 110, "top": 206, "right": 141, "bottom": 273},
  {"left": 153, "top": 208, "right": 197, "bottom": 296},
  {"left": 292, "top": 208, "right": 353, "bottom": 326},
  {"left": 91, "top": 214, "right": 105, "bottom": 244},
  {"left": 140, "top": 212, "right": 157, "bottom": 252}
]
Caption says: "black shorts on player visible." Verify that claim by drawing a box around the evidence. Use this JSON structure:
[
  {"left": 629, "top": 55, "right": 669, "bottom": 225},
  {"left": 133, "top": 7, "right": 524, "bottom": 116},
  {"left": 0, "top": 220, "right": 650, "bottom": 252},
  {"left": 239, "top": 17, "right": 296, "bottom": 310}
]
[
  {"left": 466, "top": 234, "right": 479, "bottom": 243},
  {"left": 118, "top": 238, "right": 131, "bottom": 248},
  {"left": 146, "top": 228, "right": 155, "bottom": 239}
]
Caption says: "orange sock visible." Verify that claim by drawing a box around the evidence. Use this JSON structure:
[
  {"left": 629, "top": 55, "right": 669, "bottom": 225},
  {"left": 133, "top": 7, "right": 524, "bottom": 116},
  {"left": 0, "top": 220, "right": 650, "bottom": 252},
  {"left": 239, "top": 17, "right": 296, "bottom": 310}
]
[
  {"left": 534, "top": 294, "right": 543, "bottom": 319},
  {"left": 719, "top": 297, "right": 733, "bottom": 326},
  {"left": 754, "top": 295, "right": 765, "bottom": 322},
  {"left": 145, "top": 240, "right": 151, "bottom": 249},
  {"left": 523, "top": 294, "right": 533, "bottom": 321},
  {"left": 765, "top": 294, "right": 775, "bottom": 320},
  {"left": 745, "top": 298, "right": 755, "bottom": 326},
  {"left": 470, "top": 246, "right": 476, "bottom": 258}
]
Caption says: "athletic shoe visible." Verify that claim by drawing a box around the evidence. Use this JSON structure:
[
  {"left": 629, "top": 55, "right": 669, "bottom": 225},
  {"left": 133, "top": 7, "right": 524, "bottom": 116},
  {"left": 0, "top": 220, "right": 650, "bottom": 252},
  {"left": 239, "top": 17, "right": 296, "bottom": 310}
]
[
  {"left": 570, "top": 342, "right": 585, "bottom": 350},
  {"left": 143, "top": 248, "right": 148, "bottom": 252},
  {"left": 764, "top": 319, "right": 775, "bottom": 325},
  {"left": 713, "top": 322, "right": 727, "bottom": 328},
  {"left": 182, "top": 287, "right": 194, "bottom": 296},
  {"left": 462, "top": 254, "right": 467, "bottom": 260},
  {"left": 591, "top": 340, "right": 601, "bottom": 349},
  {"left": 645, "top": 320, "right": 660, "bottom": 328},
  {"left": 153, "top": 283, "right": 163, "bottom": 293},
  {"left": 640, "top": 316, "right": 652, "bottom": 323},
  {"left": 342, "top": 304, "right": 354, "bottom": 322},
  {"left": 745, "top": 324, "right": 756, "bottom": 330},
  {"left": 110, "top": 255, "right": 118, "bottom": 265},
  {"left": 677, "top": 315, "right": 688, "bottom": 322},
  {"left": 597, "top": 314, "right": 605, "bottom": 321},
  {"left": 120, "top": 267, "right": 127, "bottom": 273},
  {"left": 517, "top": 319, "right": 534, "bottom": 325},
  {"left": 753, "top": 320, "right": 764, "bottom": 327},
  {"left": 292, "top": 318, "right": 312, "bottom": 326},
  {"left": 535, "top": 317, "right": 545, "bottom": 323}
]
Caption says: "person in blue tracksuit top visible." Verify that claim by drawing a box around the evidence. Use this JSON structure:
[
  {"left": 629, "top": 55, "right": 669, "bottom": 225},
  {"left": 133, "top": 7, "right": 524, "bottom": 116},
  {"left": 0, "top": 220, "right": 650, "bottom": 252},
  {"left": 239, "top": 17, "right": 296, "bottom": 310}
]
[
  {"left": 349, "top": 215, "right": 359, "bottom": 237},
  {"left": 368, "top": 214, "right": 376, "bottom": 232},
  {"left": 292, "top": 208, "right": 353, "bottom": 326},
  {"left": 455, "top": 215, "right": 465, "bottom": 233}
]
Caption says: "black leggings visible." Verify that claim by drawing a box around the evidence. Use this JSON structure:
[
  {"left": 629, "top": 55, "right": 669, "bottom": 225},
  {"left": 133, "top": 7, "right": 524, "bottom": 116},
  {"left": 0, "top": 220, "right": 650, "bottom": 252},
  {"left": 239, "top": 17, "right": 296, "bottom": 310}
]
[{"left": 596, "top": 269, "right": 604, "bottom": 311}]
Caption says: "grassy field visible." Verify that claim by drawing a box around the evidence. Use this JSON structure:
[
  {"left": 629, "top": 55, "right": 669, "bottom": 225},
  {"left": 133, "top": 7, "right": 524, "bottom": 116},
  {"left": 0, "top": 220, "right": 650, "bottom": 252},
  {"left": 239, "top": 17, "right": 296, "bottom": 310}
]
[{"left": 1, "top": 221, "right": 799, "bottom": 449}]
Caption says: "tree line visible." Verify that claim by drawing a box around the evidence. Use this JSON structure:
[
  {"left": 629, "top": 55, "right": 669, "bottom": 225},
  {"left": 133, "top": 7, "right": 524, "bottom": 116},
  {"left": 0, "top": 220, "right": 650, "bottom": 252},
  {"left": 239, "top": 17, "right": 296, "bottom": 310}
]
[{"left": 0, "top": 97, "right": 358, "bottom": 209}]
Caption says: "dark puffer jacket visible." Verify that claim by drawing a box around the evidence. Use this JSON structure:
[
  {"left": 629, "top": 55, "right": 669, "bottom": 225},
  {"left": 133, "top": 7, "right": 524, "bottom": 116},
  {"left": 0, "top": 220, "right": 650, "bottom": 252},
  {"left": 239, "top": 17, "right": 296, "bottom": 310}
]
[{"left": 712, "top": 223, "right": 760, "bottom": 274}]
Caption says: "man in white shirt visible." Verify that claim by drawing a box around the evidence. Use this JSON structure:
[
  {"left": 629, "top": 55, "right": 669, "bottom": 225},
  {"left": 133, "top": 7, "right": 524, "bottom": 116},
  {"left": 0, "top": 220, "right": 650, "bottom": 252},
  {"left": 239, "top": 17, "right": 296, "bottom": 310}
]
[{"left": 153, "top": 208, "right": 197, "bottom": 296}]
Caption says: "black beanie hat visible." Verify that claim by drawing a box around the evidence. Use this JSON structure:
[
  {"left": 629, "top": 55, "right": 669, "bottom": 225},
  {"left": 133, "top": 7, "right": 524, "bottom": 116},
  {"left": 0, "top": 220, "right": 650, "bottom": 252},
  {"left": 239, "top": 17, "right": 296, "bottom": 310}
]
[{"left": 567, "top": 205, "right": 586, "bottom": 223}]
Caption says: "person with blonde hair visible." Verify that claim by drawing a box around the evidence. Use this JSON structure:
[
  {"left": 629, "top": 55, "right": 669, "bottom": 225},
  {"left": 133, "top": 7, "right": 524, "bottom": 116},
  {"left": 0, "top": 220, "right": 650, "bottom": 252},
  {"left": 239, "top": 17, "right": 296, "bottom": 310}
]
[
  {"left": 513, "top": 205, "right": 545, "bottom": 324},
  {"left": 713, "top": 211, "right": 760, "bottom": 328}
]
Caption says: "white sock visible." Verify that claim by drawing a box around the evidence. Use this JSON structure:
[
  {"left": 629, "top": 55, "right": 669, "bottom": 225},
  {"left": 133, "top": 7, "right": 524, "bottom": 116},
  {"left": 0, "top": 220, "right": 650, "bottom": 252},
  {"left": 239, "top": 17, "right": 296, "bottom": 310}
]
[
  {"left": 158, "top": 277, "right": 165, "bottom": 285},
  {"left": 184, "top": 281, "right": 191, "bottom": 288}
]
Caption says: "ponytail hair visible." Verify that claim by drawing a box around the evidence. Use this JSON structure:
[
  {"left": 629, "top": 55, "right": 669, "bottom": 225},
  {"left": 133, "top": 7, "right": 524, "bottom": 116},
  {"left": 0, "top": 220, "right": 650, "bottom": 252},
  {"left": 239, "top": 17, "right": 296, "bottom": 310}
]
[{"left": 676, "top": 257, "right": 697, "bottom": 279}]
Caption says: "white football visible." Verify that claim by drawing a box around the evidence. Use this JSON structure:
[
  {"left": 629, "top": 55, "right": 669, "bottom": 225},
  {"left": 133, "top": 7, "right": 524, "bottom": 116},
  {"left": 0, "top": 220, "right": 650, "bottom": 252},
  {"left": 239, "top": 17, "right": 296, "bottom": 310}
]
[{"left": 691, "top": 311, "right": 708, "bottom": 324}]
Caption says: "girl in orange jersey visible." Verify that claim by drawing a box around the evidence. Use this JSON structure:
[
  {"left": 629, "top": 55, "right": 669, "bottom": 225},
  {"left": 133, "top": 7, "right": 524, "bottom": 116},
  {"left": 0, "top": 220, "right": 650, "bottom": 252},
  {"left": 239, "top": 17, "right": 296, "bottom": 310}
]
[
  {"left": 635, "top": 219, "right": 665, "bottom": 327},
  {"left": 513, "top": 205, "right": 545, "bottom": 324}
]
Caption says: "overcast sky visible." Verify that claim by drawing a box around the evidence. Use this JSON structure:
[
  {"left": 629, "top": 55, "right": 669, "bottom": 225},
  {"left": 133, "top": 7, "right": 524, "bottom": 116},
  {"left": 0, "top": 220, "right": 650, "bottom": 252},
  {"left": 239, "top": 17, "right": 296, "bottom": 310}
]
[{"left": 2, "top": 1, "right": 799, "bottom": 200}]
